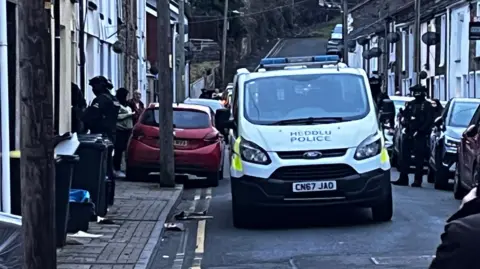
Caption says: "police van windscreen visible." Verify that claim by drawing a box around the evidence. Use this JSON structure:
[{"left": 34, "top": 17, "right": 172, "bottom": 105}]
[
  {"left": 142, "top": 108, "right": 211, "bottom": 129},
  {"left": 447, "top": 102, "right": 480, "bottom": 127},
  {"left": 243, "top": 73, "right": 370, "bottom": 125}
]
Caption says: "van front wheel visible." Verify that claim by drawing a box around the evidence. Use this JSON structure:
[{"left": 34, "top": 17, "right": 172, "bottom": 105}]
[{"left": 371, "top": 191, "right": 393, "bottom": 222}]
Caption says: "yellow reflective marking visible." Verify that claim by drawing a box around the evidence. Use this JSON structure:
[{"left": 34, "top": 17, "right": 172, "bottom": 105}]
[
  {"left": 232, "top": 137, "right": 243, "bottom": 171},
  {"left": 380, "top": 148, "right": 389, "bottom": 163},
  {"left": 0, "top": 151, "right": 20, "bottom": 158}
]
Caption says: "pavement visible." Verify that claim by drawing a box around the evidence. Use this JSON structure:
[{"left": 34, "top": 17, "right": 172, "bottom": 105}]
[
  {"left": 57, "top": 180, "right": 183, "bottom": 269},
  {"left": 266, "top": 38, "right": 329, "bottom": 58},
  {"left": 147, "top": 169, "right": 460, "bottom": 269}
]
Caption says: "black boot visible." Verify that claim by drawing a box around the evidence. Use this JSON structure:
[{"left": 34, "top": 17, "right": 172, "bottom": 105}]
[
  {"left": 392, "top": 174, "right": 409, "bottom": 186},
  {"left": 411, "top": 175, "right": 422, "bottom": 188}
]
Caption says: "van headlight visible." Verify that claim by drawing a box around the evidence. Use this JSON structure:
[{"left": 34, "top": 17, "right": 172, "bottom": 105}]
[
  {"left": 239, "top": 139, "right": 271, "bottom": 165},
  {"left": 354, "top": 134, "right": 382, "bottom": 160}
]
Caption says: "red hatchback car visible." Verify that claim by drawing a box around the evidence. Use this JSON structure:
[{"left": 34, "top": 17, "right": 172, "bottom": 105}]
[{"left": 126, "top": 103, "right": 225, "bottom": 186}]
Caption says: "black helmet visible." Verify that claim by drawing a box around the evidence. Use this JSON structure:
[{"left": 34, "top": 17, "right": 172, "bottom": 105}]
[
  {"left": 89, "top": 76, "right": 113, "bottom": 90},
  {"left": 369, "top": 74, "right": 381, "bottom": 86},
  {"left": 409, "top": 84, "right": 427, "bottom": 93}
]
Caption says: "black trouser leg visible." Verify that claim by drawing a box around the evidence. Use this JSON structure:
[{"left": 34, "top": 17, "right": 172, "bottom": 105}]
[
  {"left": 413, "top": 136, "right": 427, "bottom": 184},
  {"left": 399, "top": 137, "right": 412, "bottom": 181},
  {"left": 113, "top": 129, "right": 131, "bottom": 171}
]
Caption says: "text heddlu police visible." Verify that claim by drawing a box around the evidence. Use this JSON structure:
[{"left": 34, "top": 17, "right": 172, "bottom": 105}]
[{"left": 290, "top": 130, "right": 332, "bottom": 142}]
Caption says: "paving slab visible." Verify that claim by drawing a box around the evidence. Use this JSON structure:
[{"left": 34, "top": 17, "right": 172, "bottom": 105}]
[{"left": 57, "top": 180, "right": 183, "bottom": 269}]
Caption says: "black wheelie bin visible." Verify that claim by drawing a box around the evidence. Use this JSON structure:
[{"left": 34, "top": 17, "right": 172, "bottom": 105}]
[
  {"left": 55, "top": 154, "right": 79, "bottom": 247},
  {"left": 103, "top": 138, "right": 115, "bottom": 206},
  {"left": 72, "top": 134, "right": 108, "bottom": 217}
]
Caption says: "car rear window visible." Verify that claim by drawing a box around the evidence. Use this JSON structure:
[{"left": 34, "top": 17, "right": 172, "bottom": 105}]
[{"left": 142, "top": 108, "right": 211, "bottom": 129}]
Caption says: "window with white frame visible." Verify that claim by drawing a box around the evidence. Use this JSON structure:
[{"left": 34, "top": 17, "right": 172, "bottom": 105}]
[
  {"left": 439, "top": 75, "right": 445, "bottom": 101},
  {"left": 439, "top": 15, "right": 446, "bottom": 66},
  {"left": 477, "top": 2, "right": 480, "bottom": 57},
  {"left": 476, "top": 72, "right": 480, "bottom": 97},
  {"left": 408, "top": 26, "right": 414, "bottom": 78},
  {"left": 463, "top": 74, "right": 468, "bottom": 97},
  {"left": 456, "top": 13, "right": 464, "bottom": 61},
  {"left": 402, "top": 30, "right": 406, "bottom": 71},
  {"left": 434, "top": 76, "right": 440, "bottom": 99},
  {"left": 469, "top": 72, "right": 475, "bottom": 97}
]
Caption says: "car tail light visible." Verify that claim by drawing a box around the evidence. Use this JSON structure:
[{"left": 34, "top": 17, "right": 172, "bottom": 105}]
[
  {"left": 132, "top": 129, "right": 159, "bottom": 148},
  {"left": 132, "top": 129, "right": 145, "bottom": 140},
  {"left": 204, "top": 132, "right": 220, "bottom": 145}
]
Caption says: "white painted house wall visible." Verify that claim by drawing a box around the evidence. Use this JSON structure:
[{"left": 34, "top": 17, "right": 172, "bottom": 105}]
[
  {"left": 447, "top": 3, "right": 469, "bottom": 100},
  {"left": 387, "top": 22, "right": 396, "bottom": 95},
  {"left": 77, "top": 0, "right": 121, "bottom": 104},
  {"left": 369, "top": 36, "right": 378, "bottom": 76},
  {"left": 348, "top": 43, "right": 364, "bottom": 69},
  {"left": 138, "top": 0, "right": 148, "bottom": 104}
]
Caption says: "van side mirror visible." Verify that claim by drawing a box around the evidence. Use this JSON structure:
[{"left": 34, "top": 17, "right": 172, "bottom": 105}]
[
  {"left": 464, "top": 124, "right": 477, "bottom": 138},
  {"left": 434, "top": 117, "right": 443, "bottom": 127},
  {"left": 215, "top": 108, "right": 233, "bottom": 129}
]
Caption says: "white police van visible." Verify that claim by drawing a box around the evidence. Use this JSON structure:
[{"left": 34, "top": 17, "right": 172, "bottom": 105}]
[{"left": 215, "top": 55, "right": 394, "bottom": 228}]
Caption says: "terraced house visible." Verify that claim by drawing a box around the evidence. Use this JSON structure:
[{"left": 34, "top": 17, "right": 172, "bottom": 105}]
[{"left": 347, "top": 0, "right": 480, "bottom": 101}]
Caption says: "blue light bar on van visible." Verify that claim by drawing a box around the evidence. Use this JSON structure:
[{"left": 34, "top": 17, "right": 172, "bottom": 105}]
[
  {"left": 313, "top": 55, "right": 340, "bottom": 62},
  {"left": 260, "top": 58, "right": 287, "bottom": 65},
  {"left": 259, "top": 55, "right": 340, "bottom": 66}
]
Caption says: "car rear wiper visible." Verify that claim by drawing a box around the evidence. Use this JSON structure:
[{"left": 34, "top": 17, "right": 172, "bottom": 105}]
[{"left": 268, "top": 117, "right": 344, "bottom": 125}]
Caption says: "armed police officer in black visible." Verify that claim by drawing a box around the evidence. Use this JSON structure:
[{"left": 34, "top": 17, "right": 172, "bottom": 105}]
[
  {"left": 392, "top": 84, "right": 435, "bottom": 187},
  {"left": 82, "top": 76, "right": 121, "bottom": 143}
]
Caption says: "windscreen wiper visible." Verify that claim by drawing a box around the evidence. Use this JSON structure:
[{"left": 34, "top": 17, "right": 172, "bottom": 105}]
[{"left": 268, "top": 117, "right": 344, "bottom": 125}]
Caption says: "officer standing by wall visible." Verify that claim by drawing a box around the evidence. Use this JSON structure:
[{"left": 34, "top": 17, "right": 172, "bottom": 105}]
[
  {"left": 82, "top": 76, "right": 121, "bottom": 143},
  {"left": 392, "top": 84, "right": 435, "bottom": 187}
]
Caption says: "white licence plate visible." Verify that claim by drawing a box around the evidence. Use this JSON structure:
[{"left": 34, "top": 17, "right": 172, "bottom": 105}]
[
  {"left": 174, "top": 140, "right": 187, "bottom": 146},
  {"left": 292, "top": 181, "right": 337, "bottom": 192}
]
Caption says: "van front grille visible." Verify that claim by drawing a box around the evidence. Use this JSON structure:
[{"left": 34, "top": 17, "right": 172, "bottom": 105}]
[
  {"left": 276, "top": 149, "right": 347, "bottom": 159},
  {"left": 270, "top": 164, "right": 357, "bottom": 180}
]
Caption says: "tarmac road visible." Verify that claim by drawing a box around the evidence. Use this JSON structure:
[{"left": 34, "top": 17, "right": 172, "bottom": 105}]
[
  {"left": 266, "top": 38, "right": 329, "bottom": 58},
  {"left": 149, "top": 166, "right": 460, "bottom": 269}
]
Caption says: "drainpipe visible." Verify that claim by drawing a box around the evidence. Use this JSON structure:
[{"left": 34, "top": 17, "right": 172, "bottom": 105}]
[
  {"left": 0, "top": 0, "right": 11, "bottom": 213},
  {"left": 79, "top": 0, "right": 86, "bottom": 94},
  {"left": 54, "top": 0, "right": 60, "bottom": 133}
]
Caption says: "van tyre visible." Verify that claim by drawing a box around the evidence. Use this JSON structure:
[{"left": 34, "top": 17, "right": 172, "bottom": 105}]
[
  {"left": 434, "top": 166, "right": 449, "bottom": 190},
  {"left": 232, "top": 200, "right": 260, "bottom": 228},
  {"left": 371, "top": 190, "right": 393, "bottom": 222},
  {"left": 207, "top": 171, "right": 220, "bottom": 187}
]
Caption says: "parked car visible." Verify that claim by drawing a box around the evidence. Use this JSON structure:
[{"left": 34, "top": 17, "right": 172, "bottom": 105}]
[
  {"left": 454, "top": 102, "right": 480, "bottom": 199},
  {"left": 183, "top": 98, "right": 225, "bottom": 113},
  {"left": 391, "top": 96, "right": 414, "bottom": 165},
  {"left": 126, "top": 103, "right": 225, "bottom": 186},
  {"left": 184, "top": 98, "right": 229, "bottom": 139},
  {"left": 330, "top": 24, "right": 342, "bottom": 39},
  {"left": 428, "top": 98, "right": 480, "bottom": 190}
]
